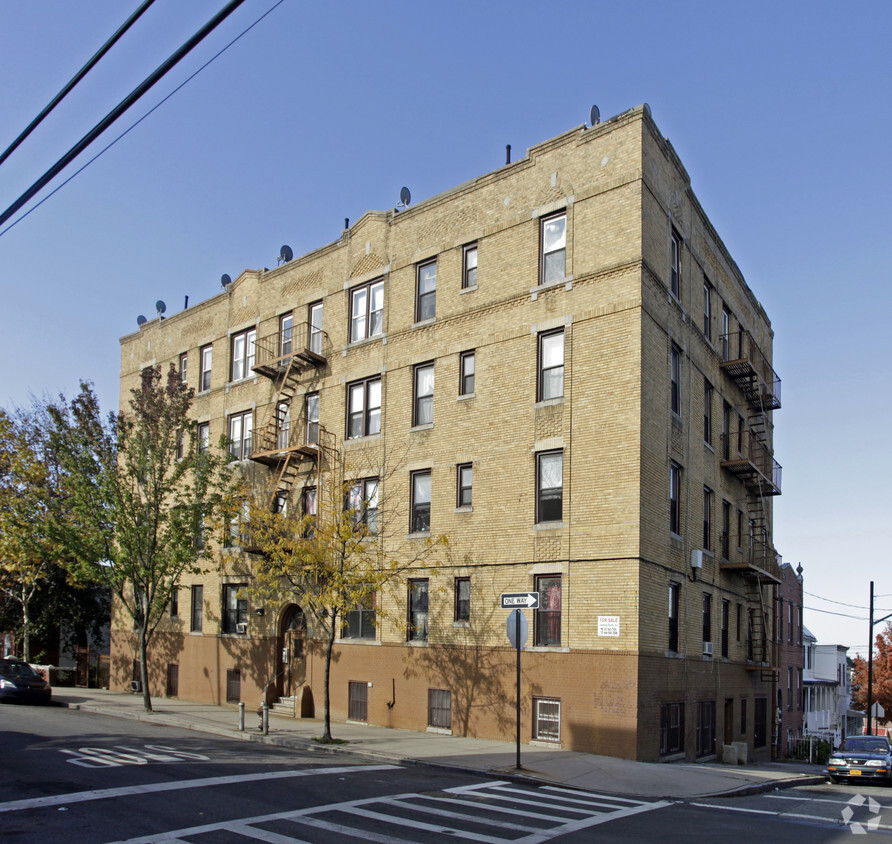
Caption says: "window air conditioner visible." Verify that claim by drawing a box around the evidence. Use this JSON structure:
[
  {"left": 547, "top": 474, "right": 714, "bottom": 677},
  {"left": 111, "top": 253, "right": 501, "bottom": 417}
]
[
  {"left": 236, "top": 622, "right": 248, "bottom": 634},
  {"left": 130, "top": 680, "right": 141, "bottom": 692},
  {"left": 703, "top": 641, "right": 714, "bottom": 656}
]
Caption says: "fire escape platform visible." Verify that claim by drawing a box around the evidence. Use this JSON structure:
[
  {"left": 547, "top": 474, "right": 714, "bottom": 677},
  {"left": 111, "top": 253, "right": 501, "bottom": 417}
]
[
  {"left": 249, "top": 443, "right": 320, "bottom": 465},
  {"left": 719, "top": 559, "right": 782, "bottom": 585},
  {"left": 720, "top": 457, "right": 782, "bottom": 496}
]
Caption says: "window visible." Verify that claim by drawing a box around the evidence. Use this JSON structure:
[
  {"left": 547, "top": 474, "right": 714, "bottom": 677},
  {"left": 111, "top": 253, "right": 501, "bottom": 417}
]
[
  {"left": 348, "top": 681, "right": 368, "bottom": 721},
  {"left": 540, "top": 212, "right": 566, "bottom": 284},
  {"left": 703, "top": 279, "right": 712, "bottom": 341},
  {"left": 308, "top": 301, "right": 323, "bottom": 355},
  {"left": 534, "top": 697, "right": 561, "bottom": 741},
  {"left": 170, "top": 589, "right": 178, "bottom": 619},
  {"left": 190, "top": 585, "right": 203, "bottom": 632},
  {"left": 413, "top": 362, "right": 434, "bottom": 426},
  {"left": 346, "top": 478, "right": 379, "bottom": 535},
  {"left": 279, "top": 313, "right": 293, "bottom": 358},
  {"left": 721, "top": 500, "right": 731, "bottom": 559},
  {"left": 197, "top": 422, "right": 209, "bottom": 454},
  {"left": 721, "top": 599, "right": 730, "bottom": 658},
  {"left": 536, "top": 451, "right": 563, "bottom": 523},
  {"left": 416, "top": 259, "right": 437, "bottom": 322},
  {"left": 176, "top": 430, "right": 184, "bottom": 461},
  {"left": 669, "top": 462, "right": 681, "bottom": 535},
  {"left": 668, "top": 583, "right": 680, "bottom": 652},
  {"left": 660, "top": 702, "right": 684, "bottom": 756},
  {"left": 225, "top": 669, "right": 241, "bottom": 703},
  {"left": 429, "top": 688, "right": 452, "bottom": 730},
  {"left": 702, "top": 487, "right": 713, "bottom": 551},
  {"left": 776, "top": 597, "right": 783, "bottom": 643},
  {"left": 736, "top": 603, "right": 742, "bottom": 642},
  {"left": 721, "top": 306, "right": 731, "bottom": 361},
  {"left": 788, "top": 601, "right": 794, "bottom": 644},
  {"left": 670, "top": 228, "right": 682, "bottom": 298},
  {"left": 456, "top": 463, "right": 472, "bottom": 507},
  {"left": 459, "top": 350, "right": 475, "bottom": 396},
  {"left": 179, "top": 352, "right": 188, "bottom": 384},
  {"left": 350, "top": 279, "right": 384, "bottom": 342},
  {"left": 721, "top": 401, "right": 731, "bottom": 460},
  {"left": 740, "top": 697, "right": 747, "bottom": 735},
  {"left": 302, "top": 486, "right": 317, "bottom": 535},
  {"left": 538, "top": 330, "right": 564, "bottom": 401},
  {"left": 343, "top": 590, "right": 376, "bottom": 639},
  {"left": 702, "top": 593, "right": 712, "bottom": 644},
  {"left": 346, "top": 376, "right": 381, "bottom": 439},
  {"left": 199, "top": 344, "right": 212, "bottom": 391},
  {"left": 230, "top": 328, "right": 256, "bottom": 381},
  {"left": 462, "top": 243, "right": 478, "bottom": 289},
  {"left": 276, "top": 401, "right": 290, "bottom": 449},
  {"left": 305, "top": 392, "right": 319, "bottom": 446},
  {"left": 788, "top": 666, "right": 794, "bottom": 710},
  {"left": 670, "top": 343, "right": 682, "bottom": 415},
  {"left": 737, "top": 414, "right": 745, "bottom": 456},
  {"left": 228, "top": 410, "right": 253, "bottom": 460},
  {"left": 696, "top": 701, "right": 716, "bottom": 757},
  {"left": 454, "top": 577, "right": 470, "bottom": 623},
  {"left": 408, "top": 579, "right": 429, "bottom": 641},
  {"left": 222, "top": 584, "right": 247, "bottom": 634},
  {"left": 410, "top": 470, "right": 431, "bottom": 533},
  {"left": 535, "top": 574, "right": 561, "bottom": 646},
  {"left": 703, "top": 380, "right": 713, "bottom": 446}
]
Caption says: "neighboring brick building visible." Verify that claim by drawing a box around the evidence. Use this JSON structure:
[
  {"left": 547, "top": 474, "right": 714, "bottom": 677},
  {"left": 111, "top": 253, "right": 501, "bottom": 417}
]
[
  {"left": 115, "top": 104, "right": 783, "bottom": 762},
  {"left": 775, "top": 562, "right": 804, "bottom": 757}
]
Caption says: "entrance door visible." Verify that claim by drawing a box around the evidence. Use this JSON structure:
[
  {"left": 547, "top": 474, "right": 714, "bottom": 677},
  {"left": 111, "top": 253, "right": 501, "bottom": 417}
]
[
  {"left": 278, "top": 605, "right": 306, "bottom": 699},
  {"left": 724, "top": 698, "right": 734, "bottom": 746}
]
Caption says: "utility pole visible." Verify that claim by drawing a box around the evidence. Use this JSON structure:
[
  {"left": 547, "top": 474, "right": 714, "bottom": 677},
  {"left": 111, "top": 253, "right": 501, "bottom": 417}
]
[{"left": 868, "top": 581, "right": 874, "bottom": 736}]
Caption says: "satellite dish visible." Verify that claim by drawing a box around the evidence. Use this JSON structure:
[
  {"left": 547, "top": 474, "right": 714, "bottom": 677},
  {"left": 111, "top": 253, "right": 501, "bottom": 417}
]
[
  {"left": 221, "top": 273, "right": 232, "bottom": 288},
  {"left": 137, "top": 315, "right": 147, "bottom": 327},
  {"left": 399, "top": 186, "right": 411, "bottom": 207},
  {"left": 155, "top": 300, "right": 166, "bottom": 316},
  {"left": 279, "top": 244, "right": 293, "bottom": 264},
  {"left": 589, "top": 105, "right": 601, "bottom": 127}
]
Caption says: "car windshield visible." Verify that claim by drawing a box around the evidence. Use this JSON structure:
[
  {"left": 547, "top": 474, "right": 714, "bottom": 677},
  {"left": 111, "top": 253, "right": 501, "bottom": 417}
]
[
  {"left": 0, "top": 661, "right": 40, "bottom": 678},
  {"left": 841, "top": 737, "right": 890, "bottom": 753}
]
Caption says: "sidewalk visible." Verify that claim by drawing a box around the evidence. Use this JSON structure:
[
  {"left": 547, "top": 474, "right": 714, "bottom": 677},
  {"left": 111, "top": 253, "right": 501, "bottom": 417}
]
[{"left": 54, "top": 688, "right": 827, "bottom": 801}]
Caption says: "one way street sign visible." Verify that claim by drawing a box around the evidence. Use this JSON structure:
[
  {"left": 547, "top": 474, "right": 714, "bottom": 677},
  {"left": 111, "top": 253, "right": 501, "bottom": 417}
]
[{"left": 501, "top": 592, "right": 540, "bottom": 610}]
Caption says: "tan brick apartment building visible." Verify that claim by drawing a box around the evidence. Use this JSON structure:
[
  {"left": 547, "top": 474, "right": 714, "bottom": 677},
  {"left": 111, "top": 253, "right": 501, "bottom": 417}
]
[{"left": 115, "top": 104, "right": 783, "bottom": 762}]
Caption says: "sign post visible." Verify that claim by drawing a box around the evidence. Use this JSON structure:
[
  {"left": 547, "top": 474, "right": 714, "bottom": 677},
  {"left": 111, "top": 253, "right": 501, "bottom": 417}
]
[{"left": 502, "top": 592, "right": 538, "bottom": 769}]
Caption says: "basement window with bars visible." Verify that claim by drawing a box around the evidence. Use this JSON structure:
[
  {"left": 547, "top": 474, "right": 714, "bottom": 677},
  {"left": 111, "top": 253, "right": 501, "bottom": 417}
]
[
  {"left": 348, "top": 681, "right": 368, "bottom": 722},
  {"left": 428, "top": 688, "right": 452, "bottom": 731},
  {"left": 533, "top": 697, "right": 561, "bottom": 742},
  {"left": 226, "top": 669, "right": 241, "bottom": 703}
]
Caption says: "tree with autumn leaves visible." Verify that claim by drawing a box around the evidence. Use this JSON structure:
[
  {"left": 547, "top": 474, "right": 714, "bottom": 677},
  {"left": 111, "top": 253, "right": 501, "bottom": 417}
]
[{"left": 851, "top": 623, "right": 892, "bottom": 721}]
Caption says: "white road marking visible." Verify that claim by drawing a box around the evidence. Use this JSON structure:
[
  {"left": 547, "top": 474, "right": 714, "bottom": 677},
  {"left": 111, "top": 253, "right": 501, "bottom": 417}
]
[
  {"left": 690, "top": 800, "right": 892, "bottom": 831},
  {"left": 0, "top": 764, "right": 398, "bottom": 814}
]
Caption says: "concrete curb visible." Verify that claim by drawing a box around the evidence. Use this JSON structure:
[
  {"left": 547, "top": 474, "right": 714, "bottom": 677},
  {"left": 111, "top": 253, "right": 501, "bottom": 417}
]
[{"left": 59, "top": 700, "right": 827, "bottom": 801}]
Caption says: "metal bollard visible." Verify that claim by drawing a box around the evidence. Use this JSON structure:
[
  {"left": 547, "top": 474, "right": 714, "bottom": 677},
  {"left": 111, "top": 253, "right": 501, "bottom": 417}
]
[
  {"left": 262, "top": 701, "right": 269, "bottom": 735},
  {"left": 238, "top": 701, "right": 245, "bottom": 731}
]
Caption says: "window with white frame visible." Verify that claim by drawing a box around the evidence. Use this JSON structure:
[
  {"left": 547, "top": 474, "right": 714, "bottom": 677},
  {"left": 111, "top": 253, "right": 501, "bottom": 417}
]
[
  {"left": 721, "top": 306, "right": 731, "bottom": 361},
  {"left": 540, "top": 212, "right": 566, "bottom": 284},
  {"left": 179, "top": 352, "right": 188, "bottom": 384},
  {"left": 411, "top": 470, "right": 431, "bottom": 533},
  {"left": 302, "top": 486, "right": 317, "bottom": 535},
  {"left": 305, "top": 392, "right": 319, "bottom": 446},
  {"left": 228, "top": 410, "right": 253, "bottom": 460},
  {"left": 280, "top": 313, "right": 293, "bottom": 359},
  {"left": 197, "top": 421, "right": 209, "bottom": 454},
  {"left": 277, "top": 401, "right": 290, "bottom": 450},
  {"left": 230, "top": 328, "right": 256, "bottom": 381},
  {"left": 459, "top": 350, "right": 475, "bottom": 396},
  {"left": 534, "top": 697, "right": 561, "bottom": 741},
  {"left": 703, "top": 279, "right": 713, "bottom": 341},
  {"left": 416, "top": 260, "right": 437, "bottom": 322},
  {"left": 462, "top": 243, "right": 478, "bottom": 289},
  {"left": 670, "top": 228, "right": 682, "bottom": 298},
  {"left": 346, "top": 478, "right": 379, "bottom": 535},
  {"left": 538, "top": 330, "right": 564, "bottom": 401},
  {"left": 350, "top": 279, "right": 384, "bottom": 342},
  {"left": 199, "top": 344, "right": 212, "bottom": 391},
  {"left": 346, "top": 376, "right": 381, "bottom": 439},
  {"left": 413, "top": 362, "right": 434, "bottom": 426},
  {"left": 536, "top": 450, "right": 563, "bottom": 523},
  {"left": 308, "top": 301, "right": 323, "bottom": 355}
]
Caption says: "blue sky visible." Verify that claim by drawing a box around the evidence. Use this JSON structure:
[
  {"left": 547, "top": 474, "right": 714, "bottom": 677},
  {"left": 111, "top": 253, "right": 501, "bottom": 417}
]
[{"left": 1, "top": 0, "right": 890, "bottom": 655}]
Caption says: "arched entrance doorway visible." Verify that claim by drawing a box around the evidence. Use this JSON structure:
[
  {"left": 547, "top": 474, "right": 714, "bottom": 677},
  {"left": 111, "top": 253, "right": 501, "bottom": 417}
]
[{"left": 278, "top": 605, "right": 306, "bottom": 700}]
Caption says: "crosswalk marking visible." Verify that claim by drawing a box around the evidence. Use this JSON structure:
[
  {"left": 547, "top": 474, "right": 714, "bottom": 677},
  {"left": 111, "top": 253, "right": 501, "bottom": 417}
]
[{"left": 108, "top": 779, "right": 670, "bottom": 844}]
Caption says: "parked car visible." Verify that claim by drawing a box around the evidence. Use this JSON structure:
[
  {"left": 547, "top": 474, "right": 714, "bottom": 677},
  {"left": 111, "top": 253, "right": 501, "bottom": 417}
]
[
  {"left": 0, "top": 657, "right": 52, "bottom": 704},
  {"left": 827, "top": 736, "right": 892, "bottom": 785}
]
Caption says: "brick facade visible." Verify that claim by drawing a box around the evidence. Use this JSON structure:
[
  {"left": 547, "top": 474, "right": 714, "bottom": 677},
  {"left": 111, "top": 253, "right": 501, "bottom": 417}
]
[{"left": 115, "top": 105, "right": 782, "bottom": 762}]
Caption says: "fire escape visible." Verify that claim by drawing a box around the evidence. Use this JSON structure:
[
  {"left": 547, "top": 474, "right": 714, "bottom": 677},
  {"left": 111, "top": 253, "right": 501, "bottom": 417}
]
[
  {"left": 248, "top": 323, "right": 330, "bottom": 511},
  {"left": 719, "top": 329, "right": 782, "bottom": 679}
]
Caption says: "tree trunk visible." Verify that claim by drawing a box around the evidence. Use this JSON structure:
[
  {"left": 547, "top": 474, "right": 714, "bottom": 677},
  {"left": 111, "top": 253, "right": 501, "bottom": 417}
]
[
  {"left": 138, "top": 625, "right": 152, "bottom": 712},
  {"left": 322, "top": 619, "right": 336, "bottom": 741}
]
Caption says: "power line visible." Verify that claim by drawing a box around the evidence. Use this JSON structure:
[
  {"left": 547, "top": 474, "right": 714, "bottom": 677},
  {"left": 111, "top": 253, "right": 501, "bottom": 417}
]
[
  {"left": 804, "top": 605, "right": 867, "bottom": 621},
  {"left": 0, "top": 0, "right": 248, "bottom": 230},
  {"left": 804, "top": 589, "right": 892, "bottom": 614},
  {"left": 0, "top": 0, "right": 157, "bottom": 169}
]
